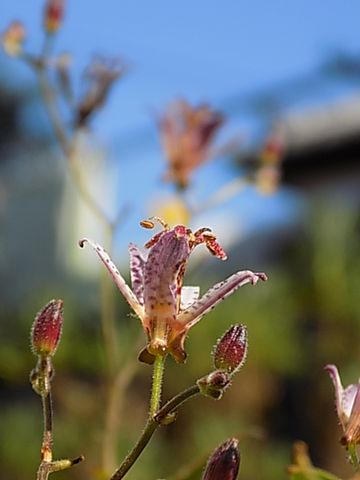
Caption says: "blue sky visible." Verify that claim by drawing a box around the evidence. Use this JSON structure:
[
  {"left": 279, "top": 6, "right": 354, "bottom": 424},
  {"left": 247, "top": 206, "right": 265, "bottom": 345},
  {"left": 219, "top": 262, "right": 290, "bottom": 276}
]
[{"left": 1, "top": 0, "right": 360, "bottom": 249}]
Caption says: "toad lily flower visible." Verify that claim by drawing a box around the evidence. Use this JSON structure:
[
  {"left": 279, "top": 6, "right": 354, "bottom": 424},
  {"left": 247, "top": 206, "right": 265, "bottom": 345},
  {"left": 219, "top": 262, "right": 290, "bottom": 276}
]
[
  {"left": 325, "top": 364, "right": 360, "bottom": 446},
  {"left": 79, "top": 219, "right": 267, "bottom": 364}
]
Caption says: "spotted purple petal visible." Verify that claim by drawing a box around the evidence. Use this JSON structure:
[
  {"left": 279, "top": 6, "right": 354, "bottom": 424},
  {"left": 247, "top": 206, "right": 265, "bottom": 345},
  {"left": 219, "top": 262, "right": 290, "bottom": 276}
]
[
  {"left": 128, "top": 243, "right": 145, "bottom": 305},
  {"left": 343, "top": 386, "right": 360, "bottom": 445},
  {"left": 325, "top": 364, "right": 357, "bottom": 428},
  {"left": 178, "top": 270, "right": 267, "bottom": 328},
  {"left": 79, "top": 238, "right": 144, "bottom": 319},
  {"left": 143, "top": 229, "right": 190, "bottom": 316}
]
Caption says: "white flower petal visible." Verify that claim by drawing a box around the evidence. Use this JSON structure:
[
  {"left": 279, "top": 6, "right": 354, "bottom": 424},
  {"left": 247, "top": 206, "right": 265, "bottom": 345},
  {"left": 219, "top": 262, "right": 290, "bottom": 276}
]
[{"left": 180, "top": 286, "right": 200, "bottom": 310}]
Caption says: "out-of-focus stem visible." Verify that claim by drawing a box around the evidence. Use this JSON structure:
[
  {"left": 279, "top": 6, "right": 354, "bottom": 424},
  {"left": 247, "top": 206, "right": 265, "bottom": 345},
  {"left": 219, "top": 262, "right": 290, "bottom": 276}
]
[
  {"left": 110, "top": 383, "right": 200, "bottom": 480},
  {"left": 34, "top": 51, "right": 124, "bottom": 473},
  {"left": 166, "top": 451, "right": 209, "bottom": 480},
  {"left": 34, "top": 56, "right": 111, "bottom": 227},
  {"left": 194, "top": 177, "right": 247, "bottom": 215},
  {"left": 101, "top": 353, "right": 139, "bottom": 473}
]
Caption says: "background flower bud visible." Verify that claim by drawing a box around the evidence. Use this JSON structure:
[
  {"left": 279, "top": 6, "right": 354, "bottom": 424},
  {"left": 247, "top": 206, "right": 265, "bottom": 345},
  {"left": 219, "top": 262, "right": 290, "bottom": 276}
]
[
  {"left": 202, "top": 438, "right": 240, "bottom": 480},
  {"left": 31, "top": 299, "right": 63, "bottom": 356},
  {"left": 44, "top": 0, "right": 64, "bottom": 34},
  {"left": 213, "top": 324, "right": 247, "bottom": 374}
]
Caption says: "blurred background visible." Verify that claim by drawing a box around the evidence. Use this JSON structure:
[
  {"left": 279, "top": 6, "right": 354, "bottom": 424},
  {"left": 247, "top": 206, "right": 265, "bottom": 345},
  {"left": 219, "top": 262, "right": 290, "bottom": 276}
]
[{"left": 1, "top": 1, "right": 360, "bottom": 479}]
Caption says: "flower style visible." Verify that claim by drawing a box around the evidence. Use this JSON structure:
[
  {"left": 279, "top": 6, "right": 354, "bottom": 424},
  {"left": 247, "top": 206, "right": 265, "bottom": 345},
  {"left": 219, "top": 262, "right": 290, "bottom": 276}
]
[
  {"left": 79, "top": 219, "right": 267, "bottom": 364},
  {"left": 325, "top": 364, "right": 360, "bottom": 445},
  {"left": 159, "top": 99, "right": 224, "bottom": 189}
]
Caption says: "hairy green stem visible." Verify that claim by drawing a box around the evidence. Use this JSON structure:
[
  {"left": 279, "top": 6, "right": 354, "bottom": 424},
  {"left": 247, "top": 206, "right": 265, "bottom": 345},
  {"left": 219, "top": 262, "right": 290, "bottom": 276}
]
[{"left": 150, "top": 355, "right": 166, "bottom": 417}]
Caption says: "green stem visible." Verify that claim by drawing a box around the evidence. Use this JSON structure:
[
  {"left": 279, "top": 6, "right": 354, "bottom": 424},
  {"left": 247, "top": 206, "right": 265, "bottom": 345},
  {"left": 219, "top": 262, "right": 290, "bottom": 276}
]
[
  {"left": 109, "top": 383, "right": 200, "bottom": 480},
  {"left": 347, "top": 443, "right": 359, "bottom": 470},
  {"left": 41, "top": 391, "right": 53, "bottom": 462},
  {"left": 154, "top": 384, "right": 200, "bottom": 422},
  {"left": 149, "top": 355, "right": 166, "bottom": 417}
]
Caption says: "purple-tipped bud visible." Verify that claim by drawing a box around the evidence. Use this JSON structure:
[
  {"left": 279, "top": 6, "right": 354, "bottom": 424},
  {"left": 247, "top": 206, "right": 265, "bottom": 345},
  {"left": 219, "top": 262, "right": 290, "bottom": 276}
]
[
  {"left": 31, "top": 300, "right": 63, "bottom": 356},
  {"left": 197, "top": 370, "right": 231, "bottom": 400},
  {"left": 203, "top": 438, "right": 240, "bottom": 480},
  {"left": 213, "top": 324, "right": 247, "bottom": 374}
]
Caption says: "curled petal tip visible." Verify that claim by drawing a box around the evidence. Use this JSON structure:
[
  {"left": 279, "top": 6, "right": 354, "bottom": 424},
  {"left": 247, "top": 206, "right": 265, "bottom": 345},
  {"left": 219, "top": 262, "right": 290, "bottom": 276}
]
[
  {"left": 257, "top": 272, "right": 268, "bottom": 282},
  {"left": 250, "top": 272, "right": 267, "bottom": 285},
  {"left": 78, "top": 238, "right": 88, "bottom": 248},
  {"left": 324, "top": 365, "right": 340, "bottom": 382},
  {"left": 324, "top": 364, "right": 336, "bottom": 372}
]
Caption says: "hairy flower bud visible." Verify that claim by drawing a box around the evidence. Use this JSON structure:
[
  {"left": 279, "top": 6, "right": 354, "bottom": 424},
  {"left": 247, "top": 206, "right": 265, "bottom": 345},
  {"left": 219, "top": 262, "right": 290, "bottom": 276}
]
[
  {"left": 197, "top": 370, "right": 230, "bottom": 400},
  {"left": 44, "top": 0, "right": 65, "bottom": 34},
  {"left": 203, "top": 438, "right": 240, "bottom": 480},
  {"left": 213, "top": 324, "right": 247, "bottom": 374},
  {"left": 2, "top": 21, "right": 26, "bottom": 57},
  {"left": 31, "top": 299, "right": 63, "bottom": 356}
]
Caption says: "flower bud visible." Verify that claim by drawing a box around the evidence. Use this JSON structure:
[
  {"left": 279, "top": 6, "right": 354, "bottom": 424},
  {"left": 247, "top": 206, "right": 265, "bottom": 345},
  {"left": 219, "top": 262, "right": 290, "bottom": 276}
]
[
  {"left": 213, "top": 324, "right": 247, "bottom": 374},
  {"left": 197, "top": 370, "right": 230, "bottom": 400},
  {"left": 31, "top": 299, "right": 63, "bottom": 356},
  {"left": 202, "top": 438, "right": 240, "bottom": 480},
  {"left": 2, "top": 21, "right": 26, "bottom": 57},
  {"left": 44, "top": 0, "right": 65, "bottom": 34}
]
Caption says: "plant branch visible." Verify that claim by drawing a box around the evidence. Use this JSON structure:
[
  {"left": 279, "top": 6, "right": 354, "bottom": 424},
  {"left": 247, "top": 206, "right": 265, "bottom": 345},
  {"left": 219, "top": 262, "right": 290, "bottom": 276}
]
[
  {"left": 41, "top": 390, "right": 53, "bottom": 463},
  {"left": 109, "top": 383, "right": 200, "bottom": 480},
  {"left": 34, "top": 57, "right": 112, "bottom": 228}
]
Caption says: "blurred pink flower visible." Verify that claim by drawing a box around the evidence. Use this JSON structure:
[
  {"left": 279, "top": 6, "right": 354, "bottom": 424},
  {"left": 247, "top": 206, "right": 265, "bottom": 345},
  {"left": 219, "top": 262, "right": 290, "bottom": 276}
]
[
  {"left": 159, "top": 99, "right": 224, "bottom": 189},
  {"left": 80, "top": 220, "right": 266, "bottom": 364},
  {"left": 76, "top": 56, "right": 125, "bottom": 126},
  {"left": 44, "top": 0, "right": 65, "bottom": 33},
  {"left": 1, "top": 21, "right": 26, "bottom": 57}
]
